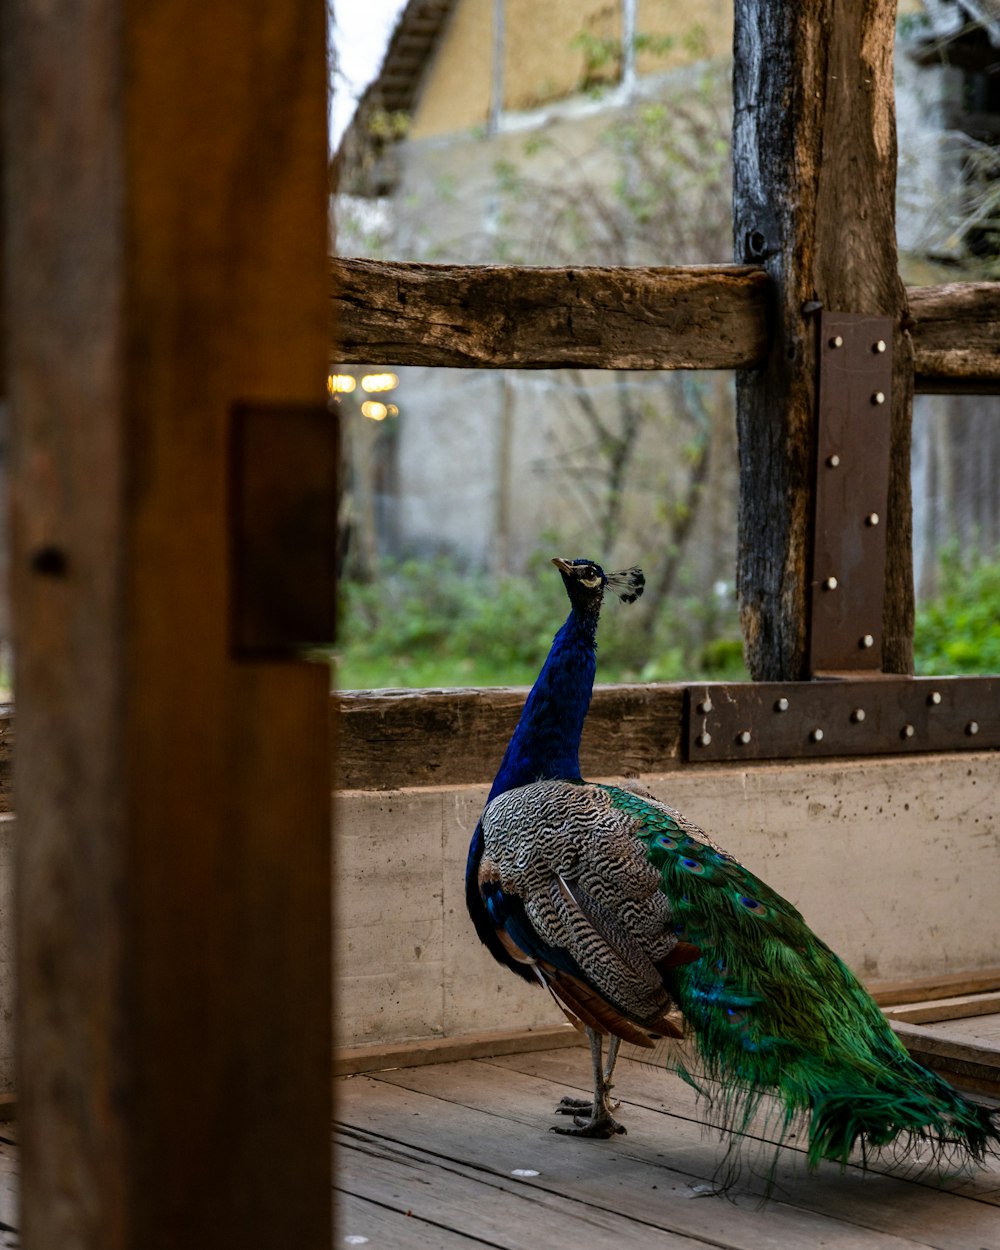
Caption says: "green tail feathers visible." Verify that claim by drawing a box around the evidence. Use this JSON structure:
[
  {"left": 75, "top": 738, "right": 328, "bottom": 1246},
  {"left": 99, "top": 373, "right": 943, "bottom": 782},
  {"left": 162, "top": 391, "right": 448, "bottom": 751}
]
[{"left": 604, "top": 785, "right": 1000, "bottom": 1169}]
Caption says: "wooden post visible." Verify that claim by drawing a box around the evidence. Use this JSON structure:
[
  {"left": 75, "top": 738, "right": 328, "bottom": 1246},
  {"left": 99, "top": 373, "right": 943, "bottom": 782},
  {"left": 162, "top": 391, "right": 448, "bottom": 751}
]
[
  {"left": 4, "top": 3, "right": 332, "bottom": 1248},
  {"left": 732, "top": 0, "right": 914, "bottom": 679}
]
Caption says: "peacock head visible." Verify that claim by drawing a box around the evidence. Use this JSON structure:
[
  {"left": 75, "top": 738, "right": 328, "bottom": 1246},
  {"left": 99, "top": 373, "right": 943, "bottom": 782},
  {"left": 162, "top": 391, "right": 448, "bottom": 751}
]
[{"left": 551, "top": 557, "right": 645, "bottom": 615}]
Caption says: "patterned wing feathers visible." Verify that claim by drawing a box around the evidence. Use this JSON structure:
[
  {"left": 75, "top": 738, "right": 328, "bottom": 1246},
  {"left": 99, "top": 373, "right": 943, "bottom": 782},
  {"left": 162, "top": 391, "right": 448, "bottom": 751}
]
[{"left": 479, "top": 780, "right": 687, "bottom": 1039}]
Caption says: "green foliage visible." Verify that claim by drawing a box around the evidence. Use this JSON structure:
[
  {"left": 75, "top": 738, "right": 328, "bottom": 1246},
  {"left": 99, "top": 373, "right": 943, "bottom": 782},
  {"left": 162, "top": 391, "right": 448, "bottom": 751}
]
[
  {"left": 914, "top": 547, "right": 1000, "bottom": 675},
  {"left": 333, "top": 555, "right": 746, "bottom": 689},
  {"left": 569, "top": 30, "right": 621, "bottom": 90},
  {"left": 334, "top": 548, "right": 1000, "bottom": 689},
  {"left": 366, "top": 109, "right": 410, "bottom": 141}
]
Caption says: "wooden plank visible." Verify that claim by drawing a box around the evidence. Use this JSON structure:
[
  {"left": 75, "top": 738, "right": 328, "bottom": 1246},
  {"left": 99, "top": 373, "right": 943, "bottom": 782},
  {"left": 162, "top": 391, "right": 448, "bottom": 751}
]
[
  {"left": 5, "top": 4, "right": 332, "bottom": 1250},
  {"left": 883, "top": 994, "right": 1000, "bottom": 1024},
  {"left": 332, "top": 257, "right": 1000, "bottom": 392},
  {"left": 869, "top": 969, "right": 1000, "bottom": 1008},
  {"left": 344, "top": 1065, "right": 993, "bottom": 1247},
  {"left": 732, "top": 0, "right": 913, "bottom": 679},
  {"left": 485, "top": 1047, "right": 1000, "bottom": 1210},
  {"left": 336, "top": 1127, "right": 711, "bottom": 1250},
  {"left": 890, "top": 1021, "right": 1000, "bottom": 1098},
  {"left": 337, "top": 1191, "right": 492, "bottom": 1250},
  {"left": 333, "top": 989, "right": 1000, "bottom": 1080},
  {"left": 335, "top": 683, "right": 685, "bottom": 790},
  {"left": 890, "top": 1022, "right": 1000, "bottom": 1069},
  {"left": 909, "top": 282, "right": 1000, "bottom": 394},
  {"left": 926, "top": 1014, "right": 1000, "bottom": 1047},
  {"left": 332, "top": 258, "right": 770, "bottom": 370},
  {"left": 334, "top": 1024, "right": 584, "bottom": 1077}
]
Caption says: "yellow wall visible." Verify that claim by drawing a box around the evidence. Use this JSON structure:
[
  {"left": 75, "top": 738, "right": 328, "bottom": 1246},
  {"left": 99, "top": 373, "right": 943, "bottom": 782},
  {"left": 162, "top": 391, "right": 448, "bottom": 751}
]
[{"left": 411, "top": 0, "right": 734, "bottom": 140}]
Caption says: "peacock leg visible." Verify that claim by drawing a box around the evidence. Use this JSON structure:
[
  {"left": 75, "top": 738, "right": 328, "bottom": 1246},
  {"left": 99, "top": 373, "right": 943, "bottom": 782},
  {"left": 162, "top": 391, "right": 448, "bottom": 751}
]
[{"left": 552, "top": 1028, "right": 626, "bottom": 1137}]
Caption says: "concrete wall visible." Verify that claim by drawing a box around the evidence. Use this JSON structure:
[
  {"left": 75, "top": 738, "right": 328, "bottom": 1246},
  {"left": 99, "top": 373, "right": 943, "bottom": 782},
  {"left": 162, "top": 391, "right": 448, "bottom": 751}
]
[
  {"left": 335, "top": 752, "right": 1000, "bottom": 1050},
  {"left": 1, "top": 751, "right": 996, "bottom": 1080}
]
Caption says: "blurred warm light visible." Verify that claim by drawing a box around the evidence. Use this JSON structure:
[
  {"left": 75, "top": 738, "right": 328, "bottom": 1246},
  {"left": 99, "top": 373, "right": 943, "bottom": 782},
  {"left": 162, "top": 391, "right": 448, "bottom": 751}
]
[
  {"left": 386, "top": 404, "right": 399, "bottom": 417},
  {"left": 361, "top": 400, "right": 389, "bottom": 421},
  {"left": 327, "top": 373, "right": 356, "bottom": 394},
  {"left": 360, "top": 372, "right": 399, "bottom": 393}
]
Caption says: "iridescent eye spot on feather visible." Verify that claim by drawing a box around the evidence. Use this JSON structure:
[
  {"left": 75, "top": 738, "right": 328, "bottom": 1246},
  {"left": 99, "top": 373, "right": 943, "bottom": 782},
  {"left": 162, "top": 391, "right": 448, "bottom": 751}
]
[
  {"left": 680, "top": 857, "right": 705, "bottom": 874},
  {"left": 738, "top": 895, "right": 767, "bottom": 915},
  {"left": 654, "top": 833, "right": 679, "bottom": 851}
]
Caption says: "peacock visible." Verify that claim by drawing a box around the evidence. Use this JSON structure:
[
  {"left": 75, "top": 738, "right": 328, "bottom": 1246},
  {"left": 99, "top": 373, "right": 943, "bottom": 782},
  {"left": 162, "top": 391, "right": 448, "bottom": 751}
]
[{"left": 465, "top": 556, "right": 999, "bottom": 1179}]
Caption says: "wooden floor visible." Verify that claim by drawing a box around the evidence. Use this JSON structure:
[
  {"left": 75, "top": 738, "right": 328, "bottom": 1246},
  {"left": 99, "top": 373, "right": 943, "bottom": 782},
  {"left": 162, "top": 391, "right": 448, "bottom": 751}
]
[
  {"left": 0, "top": 1048, "right": 997, "bottom": 1247},
  {"left": 336, "top": 1046, "right": 1000, "bottom": 1250}
]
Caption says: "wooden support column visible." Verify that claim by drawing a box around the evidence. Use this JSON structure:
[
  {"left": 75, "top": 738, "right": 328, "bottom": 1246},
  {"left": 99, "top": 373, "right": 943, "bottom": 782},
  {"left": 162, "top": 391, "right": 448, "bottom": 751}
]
[
  {"left": 4, "top": 4, "right": 332, "bottom": 1248},
  {"left": 733, "top": 0, "right": 914, "bottom": 679}
]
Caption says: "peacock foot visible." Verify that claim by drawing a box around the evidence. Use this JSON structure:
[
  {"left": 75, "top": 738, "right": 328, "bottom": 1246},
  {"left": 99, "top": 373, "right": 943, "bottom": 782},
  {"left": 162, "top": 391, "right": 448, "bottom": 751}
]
[
  {"left": 551, "top": 1096, "right": 626, "bottom": 1137},
  {"left": 554, "top": 1095, "right": 596, "bottom": 1113}
]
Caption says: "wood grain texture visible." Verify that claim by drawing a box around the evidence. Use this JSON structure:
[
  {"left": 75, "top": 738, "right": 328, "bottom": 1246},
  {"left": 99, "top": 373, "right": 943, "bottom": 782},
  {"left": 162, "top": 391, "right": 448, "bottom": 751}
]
[
  {"left": 732, "top": 0, "right": 913, "bottom": 679},
  {"left": 5, "top": 4, "right": 332, "bottom": 1249},
  {"left": 870, "top": 969, "right": 1000, "bottom": 1008},
  {"left": 335, "top": 683, "right": 685, "bottom": 790},
  {"left": 334, "top": 257, "right": 999, "bottom": 393},
  {"left": 332, "top": 257, "right": 770, "bottom": 369},
  {"left": 910, "top": 282, "right": 1000, "bottom": 393},
  {"left": 344, "top": 1061, "right": 1000, "bottom": 1243},
  {"left": 882, "top": 992, "right": 1000, "bottom": 1024},
  {"left": 889, "top": 1022, "right": 1000, "bottom": 1096}
]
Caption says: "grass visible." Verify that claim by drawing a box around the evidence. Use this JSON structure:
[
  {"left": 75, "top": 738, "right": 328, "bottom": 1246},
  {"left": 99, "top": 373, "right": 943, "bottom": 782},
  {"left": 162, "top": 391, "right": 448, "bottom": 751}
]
[{"left": 331, "top": 548, "right": 1000, "bottom": 690}]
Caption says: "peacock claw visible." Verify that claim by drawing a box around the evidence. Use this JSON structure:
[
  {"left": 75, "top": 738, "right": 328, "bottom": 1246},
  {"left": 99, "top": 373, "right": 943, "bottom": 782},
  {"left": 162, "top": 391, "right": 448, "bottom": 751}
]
[
  {"left": 551, "top": 1113, "right": 626, "bottom": 1138},
  {"left": 554, "top": 1096, "right": 596, "bottom": 1113},
  {"left": 552, "top": 1095, "right": 625, "bottom": 1137}
]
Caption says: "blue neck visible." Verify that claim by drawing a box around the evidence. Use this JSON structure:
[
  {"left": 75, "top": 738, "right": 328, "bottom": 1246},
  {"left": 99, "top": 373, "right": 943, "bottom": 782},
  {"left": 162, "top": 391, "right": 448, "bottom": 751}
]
[{"left": 487, "top": 606, "right": 598, "bottom": 801}]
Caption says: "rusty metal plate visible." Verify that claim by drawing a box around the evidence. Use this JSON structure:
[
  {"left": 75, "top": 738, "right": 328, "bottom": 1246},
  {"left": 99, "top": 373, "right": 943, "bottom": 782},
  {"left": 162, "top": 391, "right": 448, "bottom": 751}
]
[
  {"left": 809, "top": 312, "right": 894, "bottom": 674},
  {"left": 230, "top": 402, "right": 339, "bottom": 655},
  {"left": 684, "top": 678, "right": 999, "bottom": 762}
]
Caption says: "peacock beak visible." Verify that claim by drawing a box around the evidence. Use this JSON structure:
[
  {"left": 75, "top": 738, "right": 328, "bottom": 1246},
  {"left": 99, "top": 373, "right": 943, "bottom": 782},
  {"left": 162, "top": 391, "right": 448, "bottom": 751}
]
[{"left": 551, "top": 557, "right": 575, "bottom": 576}]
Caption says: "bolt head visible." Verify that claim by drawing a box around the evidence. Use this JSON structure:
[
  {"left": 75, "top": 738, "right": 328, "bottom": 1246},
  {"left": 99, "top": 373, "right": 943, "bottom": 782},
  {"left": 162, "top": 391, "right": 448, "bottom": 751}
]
[
  {"left": 860, "top": 634, "right": 875, "bottom": 649},
  {"left": 696, "top": 698, "right": 712, "bottom": 715},
  {"left": 851, "top": 708, "right": 866, "bottom": 723},
  {"left": 736, "top": 730, "right": 751, "bottom": 745},
  {"left": 901, "top": 723, "right": 915, "bottom": 739},
  {"left": 874, "top": 339, "right": 887, "bottom": 353},
  {"left": 829, "top": 335, "right": 844, "bottom": 349},
  {"left": 810, "top": 728, "right": 824, "bottom": 743},
  {"left": 696, "top": 732, "right": 712, "bottom": 747},
  {"left": 774, "top": 697, "right": 790, "bottom": 713},
  {"left": 865, "top": 512, "right": 880, "bottom": 527},
  {"left": 872, "top": 391, "right": 886, "bottom": 405},
  {"left": 928, "top": 691, "right": 942, "bottom": 706},
  {"left": 823, "top": 576, "right": 838, "bottom": 590},
  {"left": 826, "top": 453, "right": 841, "bottom": 468},
  {"left": 967, "top": 721, "right": 980, "bottom": 736}
]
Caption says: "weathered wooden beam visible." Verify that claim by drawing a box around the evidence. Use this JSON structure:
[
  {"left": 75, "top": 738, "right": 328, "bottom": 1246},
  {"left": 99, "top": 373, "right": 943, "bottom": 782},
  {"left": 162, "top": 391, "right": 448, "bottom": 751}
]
[
  {"left": 732, "top": 0, "right": 913, "bottom": 679},
  {"left": 909, "top": 281, "right": 1000, "bottom": 393},
  {"left": 332, "top": 258, "right": 1000, "bottom": 392},
  {"left": 5, "top": 4, "right": 332, "bottom": 1248},
  {"left": 331, "top": 257, "right": 771, "bottom": 369},
  {"left": 335, "top": 684, "right": 685, "bottom": 790}
]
